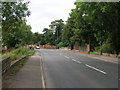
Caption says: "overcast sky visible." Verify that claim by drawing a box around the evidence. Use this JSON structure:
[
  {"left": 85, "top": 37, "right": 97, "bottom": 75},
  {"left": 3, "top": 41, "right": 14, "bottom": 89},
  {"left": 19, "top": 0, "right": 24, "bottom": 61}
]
[{"left": 26, "top": 0, "right": 76, "bottom": 34}]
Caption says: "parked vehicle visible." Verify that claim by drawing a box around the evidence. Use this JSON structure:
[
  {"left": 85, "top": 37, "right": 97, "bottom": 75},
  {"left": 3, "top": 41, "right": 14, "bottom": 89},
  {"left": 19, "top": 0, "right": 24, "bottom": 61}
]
[{"left": 35, "top": 46, "right": 40, "bottom": 49}]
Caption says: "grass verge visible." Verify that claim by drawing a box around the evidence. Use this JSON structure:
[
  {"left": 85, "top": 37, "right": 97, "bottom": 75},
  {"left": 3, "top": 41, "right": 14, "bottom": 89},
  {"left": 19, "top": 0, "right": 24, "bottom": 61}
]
[
  {"left": 1, "top": 47, "right": 35, "bottom": 61},
  {"left": 89, "top": 52, "right": 99, "bottom": 55},
  {"left": 10, "top": 59, "right": 27, "bottom": 75}
]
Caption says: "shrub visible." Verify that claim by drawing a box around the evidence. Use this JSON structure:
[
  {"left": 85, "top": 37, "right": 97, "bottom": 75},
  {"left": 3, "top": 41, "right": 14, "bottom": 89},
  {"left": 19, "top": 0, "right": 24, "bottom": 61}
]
[
  {"left": 101, "top": 40, "right": 113, "bottom": 54},
  {"left": 56, "top": 42, "right": 69, "bottom": 49},
  {"left": 8, "top": 47, "right": 35, "bottom": 61}
]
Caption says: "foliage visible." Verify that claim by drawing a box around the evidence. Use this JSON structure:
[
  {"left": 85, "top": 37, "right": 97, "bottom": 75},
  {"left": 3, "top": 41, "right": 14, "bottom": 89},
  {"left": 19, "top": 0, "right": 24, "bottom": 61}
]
[
  {"left": 38, "top": 19, "right": 65, "bottom": 46},
  {"left": 89, "top": 52, "right": 98, "bottom": 55},
  {"left": 8, "top": 47, "right": 35, "bottom": 61},
  {"left": 10, "top": 58, "right": 27, "bottom": 74},
  {"left": 3, "top": 1, "right": 119, "bottom": 56},
  {"left": 61, "top": 2, "right": 120, "bottom": 55},
  {"left": 42, "top": 28, "right": 55, "bottom": 45},
  {"left": 56, "top": 42, "right": 69, "bottom": 49},
  {"left": 101, "top": 39, "right": 113, "bottom": 54},
  {"left": 2, "top": 1, "right": 35, "bottom": 48},
  {"left": 49, "top": 19, "right": 64, "bottom": 40}
]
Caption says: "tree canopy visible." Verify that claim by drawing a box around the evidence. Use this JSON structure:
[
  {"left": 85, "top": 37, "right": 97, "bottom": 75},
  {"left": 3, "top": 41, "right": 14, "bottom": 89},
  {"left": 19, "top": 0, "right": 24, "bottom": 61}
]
[
  {"left": 2, "top": 1, "right": 35, "bottom": 48},
  {"left": 39, "top": 2, "right": 120, "bottom": 55}
]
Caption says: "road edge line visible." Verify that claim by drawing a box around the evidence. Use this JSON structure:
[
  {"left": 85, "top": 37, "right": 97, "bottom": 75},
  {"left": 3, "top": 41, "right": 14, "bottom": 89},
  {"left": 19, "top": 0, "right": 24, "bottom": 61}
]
[{"left": 40, "top": 54, "right": 46, "bottom": 89}]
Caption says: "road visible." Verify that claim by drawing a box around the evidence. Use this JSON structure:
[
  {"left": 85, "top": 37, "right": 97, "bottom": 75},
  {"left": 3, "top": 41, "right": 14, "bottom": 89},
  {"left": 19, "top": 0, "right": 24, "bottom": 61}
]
[{"left": 37, "top": 49, "right": 118, "bottom": 88}]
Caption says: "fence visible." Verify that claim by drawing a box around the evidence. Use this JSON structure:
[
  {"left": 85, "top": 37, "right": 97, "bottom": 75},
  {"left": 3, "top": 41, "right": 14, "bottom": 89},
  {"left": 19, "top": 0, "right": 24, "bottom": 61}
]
[
  {"left": 2, "top": 56, "right": 26, "bottom": 77},
  {"left": 2, "top": 57, "right": 11, "bottom": 76}
]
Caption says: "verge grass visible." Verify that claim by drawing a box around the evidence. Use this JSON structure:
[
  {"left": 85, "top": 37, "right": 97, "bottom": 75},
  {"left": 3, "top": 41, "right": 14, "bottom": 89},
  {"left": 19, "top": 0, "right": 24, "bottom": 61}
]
[
  {"left": 1, "top": 47, "right": 35, "bottom": 61},
  {"left": 89, "top": 52, "right": 99, "bottom": 55}
]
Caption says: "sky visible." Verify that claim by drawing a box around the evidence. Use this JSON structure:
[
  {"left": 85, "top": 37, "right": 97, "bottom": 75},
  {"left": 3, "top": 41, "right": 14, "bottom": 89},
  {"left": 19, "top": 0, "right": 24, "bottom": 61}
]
[{"left": 26, "top": 0, "right": 76, "bottom": 34}]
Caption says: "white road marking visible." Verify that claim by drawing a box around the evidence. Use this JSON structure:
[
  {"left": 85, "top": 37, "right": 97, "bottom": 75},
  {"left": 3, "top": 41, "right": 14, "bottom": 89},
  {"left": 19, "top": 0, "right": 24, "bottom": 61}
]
[
  {"left": 40, "top": 57, "right": 46, "bottom": 88},
  {"left": 64, "top": 56, "right": 70, "bottom": 59},
  {"left": 72, "top": 59, "right": 81, "bottom": 64},
  {"left": 85, "top": 64, "right": 106, "bottom": 74}
]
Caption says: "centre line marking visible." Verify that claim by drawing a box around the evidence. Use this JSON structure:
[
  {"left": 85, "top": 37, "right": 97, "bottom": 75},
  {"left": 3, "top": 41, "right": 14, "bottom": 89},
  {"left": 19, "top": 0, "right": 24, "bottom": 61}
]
[
  {"left": 64, "top": 56, "right": 70, "bottom": 59},
  {"left": 85, "top": 64, "right": 106, "bottom": 74},
  {"left": 72, "top": 59, "right": 81, "bottom": 64}
]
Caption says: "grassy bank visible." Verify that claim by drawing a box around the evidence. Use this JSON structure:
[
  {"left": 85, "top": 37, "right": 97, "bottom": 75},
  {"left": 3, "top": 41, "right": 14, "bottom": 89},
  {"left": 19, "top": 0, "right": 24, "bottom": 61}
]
[
  {"left": 9, "top": 48, "right": 35, "bottom": 61},
  {"left": 1, "top": 47, "right": 35, "bottom": 61},
  {"left": 10, "top": 58, "right": 27, "bottom": 75},
  {"left": 2, "top": 47, "right": 35, "bottom": 76}
]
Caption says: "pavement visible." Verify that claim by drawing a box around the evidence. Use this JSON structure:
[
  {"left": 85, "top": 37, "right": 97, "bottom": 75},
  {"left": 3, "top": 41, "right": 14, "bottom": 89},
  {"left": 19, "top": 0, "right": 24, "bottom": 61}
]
[
  {"left": 8, "top": 52, "right": 43, "bottom": 88},
  {"left": 39, "top": 49, "right": 118, "bottom": 88}
]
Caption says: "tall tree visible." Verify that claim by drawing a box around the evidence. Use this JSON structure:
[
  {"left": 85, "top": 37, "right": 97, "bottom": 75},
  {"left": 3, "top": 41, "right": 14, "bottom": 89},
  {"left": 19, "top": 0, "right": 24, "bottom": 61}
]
[
  {"left": 62, "top": 17, "right": 75, "bottom": 50},
  {"left": 49, "top": 19, "right": 64, "bottom": 41},
  {"left": 2, "top": 1, "right": 31, "bottom": 48},
  {"left": 42, "top": 28, "right": 55, "bottom": 45},
  {"left": 62, "top": 2, "right": 120, "bottom": 55}
]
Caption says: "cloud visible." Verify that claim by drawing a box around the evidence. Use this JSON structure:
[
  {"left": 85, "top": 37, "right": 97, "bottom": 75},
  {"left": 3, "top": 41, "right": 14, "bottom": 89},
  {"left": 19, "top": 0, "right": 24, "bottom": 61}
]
[{"left": 26, "top": 0, "right": 76, "bottom": 33}]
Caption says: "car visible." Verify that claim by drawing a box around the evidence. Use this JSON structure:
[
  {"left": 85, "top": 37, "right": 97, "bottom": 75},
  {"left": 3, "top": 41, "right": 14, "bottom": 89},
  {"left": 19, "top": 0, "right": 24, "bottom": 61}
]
[{"left": 35, "top": 46, "right": 40, "bottom": 49}]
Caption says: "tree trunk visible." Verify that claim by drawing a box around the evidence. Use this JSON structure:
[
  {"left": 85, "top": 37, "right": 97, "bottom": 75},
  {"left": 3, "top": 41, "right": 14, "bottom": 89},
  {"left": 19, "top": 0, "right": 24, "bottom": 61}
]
[
  {"left": 100, "top": 50, "right": 102, "bottom": 55},
  {"left": 70, "top": 44, "right": 74, "bottom": 50}
]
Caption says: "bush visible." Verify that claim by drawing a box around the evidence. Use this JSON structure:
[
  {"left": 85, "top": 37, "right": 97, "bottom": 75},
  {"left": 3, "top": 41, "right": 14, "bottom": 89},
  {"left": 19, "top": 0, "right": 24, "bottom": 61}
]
[
  {"left": 101, "top": 40, "right": 113, "bottom": 54},
  {"left": 8, "top": 47, "right": 35, "bottom": 61},
  {"left": 56, "top": 42, "right": 69, "bottom": 49}
]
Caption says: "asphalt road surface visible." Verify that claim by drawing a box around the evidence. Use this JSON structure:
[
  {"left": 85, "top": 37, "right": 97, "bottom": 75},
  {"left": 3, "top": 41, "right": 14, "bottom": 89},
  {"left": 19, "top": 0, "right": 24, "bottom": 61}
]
[{"left": 37, "top": 49, "right": 118, "bottom": 88}]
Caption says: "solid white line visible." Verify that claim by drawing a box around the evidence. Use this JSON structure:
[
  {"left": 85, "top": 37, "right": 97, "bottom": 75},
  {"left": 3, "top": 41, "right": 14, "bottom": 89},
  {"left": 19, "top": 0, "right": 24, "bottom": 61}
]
[
  {"left": 72, "top": 59, "right": 81, "bottom": 64},
  {"left": 85, "top": 64, "right": 106, "bottom": 74},
  {"left": 64, "top": 56, "right": 70, "bottom": 59},
  {"left": 40, "top": 57, "right": 45, "bottom": 88}
]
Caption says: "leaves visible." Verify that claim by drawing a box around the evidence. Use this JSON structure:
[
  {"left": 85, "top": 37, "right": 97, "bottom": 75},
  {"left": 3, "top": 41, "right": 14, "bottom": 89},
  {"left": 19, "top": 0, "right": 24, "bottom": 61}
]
[
  {"left": 61, "top": 2, "right": 120, "bottom": 54},
  {"left": 2, "top": 1, "right": 33, "bottom": 48}
]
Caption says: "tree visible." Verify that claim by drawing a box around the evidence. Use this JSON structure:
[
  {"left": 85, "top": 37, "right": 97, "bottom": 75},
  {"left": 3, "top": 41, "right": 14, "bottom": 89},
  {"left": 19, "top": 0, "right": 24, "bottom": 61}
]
[
  {"left": 41, "top": 28, "right": 55, "bottom": 45},
  {"left": 62, "top": 2, "right": 120, "bottom": 55},
  {"left": 2, "top": 1, "right": 31, "bottom": 48},
  {"left": 62, "top": 17, "right": 75, "bottom": 50},
  {"left": 49, "top": 19, "right": 64, "bottom": 42}
]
